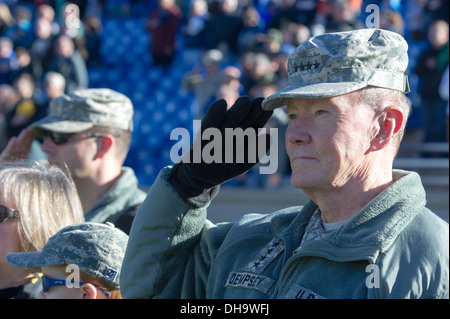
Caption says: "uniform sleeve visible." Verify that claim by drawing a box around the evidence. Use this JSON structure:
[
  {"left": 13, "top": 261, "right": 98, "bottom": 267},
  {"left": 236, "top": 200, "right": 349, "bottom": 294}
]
[{"left": 120, "top": 166, "right": 230, "bottom": 298}]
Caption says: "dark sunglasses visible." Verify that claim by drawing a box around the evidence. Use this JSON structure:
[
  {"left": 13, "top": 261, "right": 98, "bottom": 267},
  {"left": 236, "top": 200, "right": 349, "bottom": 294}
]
[
  {"left": 0, "top": 204, "right": 19, "bottom": 223},
  {"left": 42, "top": 276, "right": 110, "bottom": 297},
  {"left": 39, "top": 131, "right": 117, "bottom": 145}
]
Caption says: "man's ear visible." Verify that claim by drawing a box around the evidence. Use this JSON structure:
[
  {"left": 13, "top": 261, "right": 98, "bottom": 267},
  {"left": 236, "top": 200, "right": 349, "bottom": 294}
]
[
  {"left": 81, "top": 283, "right": 98, "bottom": 299},
  {"left": 96, "top": 135, "right": 114, "bottom": 159},
  {"left": 369, "top": 108, "right": 404, "bottom": 152}
]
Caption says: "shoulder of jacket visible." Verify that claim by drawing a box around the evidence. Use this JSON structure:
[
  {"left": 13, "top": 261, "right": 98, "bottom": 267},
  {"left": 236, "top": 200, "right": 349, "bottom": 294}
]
[
  {"left": 401, "top": 208, "right": 449, "bottom": 246},
  {"left": 373, "top": 208, "right": 449, "bottom": 298}
]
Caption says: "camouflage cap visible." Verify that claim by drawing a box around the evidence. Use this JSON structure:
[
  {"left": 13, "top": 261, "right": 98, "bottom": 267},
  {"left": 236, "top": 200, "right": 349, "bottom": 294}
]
[
  {"left": 31, "top": 88, "right": 134, "bottom": 135},
  {"left": 262, "top": 28, "right": 410, "bottom": 110},
  {"left": 6, "top": 222, "right": 128, "bottom": 288}
]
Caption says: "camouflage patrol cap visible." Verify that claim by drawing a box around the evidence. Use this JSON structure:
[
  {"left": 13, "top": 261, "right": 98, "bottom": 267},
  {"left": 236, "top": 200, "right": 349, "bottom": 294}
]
[
  {"left": 6, "top": 222, "right": 128, "bottom": 288},
  {"left": 262, "top": 28, "right": 410, "bottom": 110},
  {"left": 31, "top": 88, "right": 134, "bottom": 135}
]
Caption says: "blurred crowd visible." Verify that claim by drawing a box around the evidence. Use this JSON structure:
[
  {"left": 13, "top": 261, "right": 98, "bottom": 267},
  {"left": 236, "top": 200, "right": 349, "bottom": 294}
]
[{"left": 0, "top": 0, "right": 449, "bottom": 187}]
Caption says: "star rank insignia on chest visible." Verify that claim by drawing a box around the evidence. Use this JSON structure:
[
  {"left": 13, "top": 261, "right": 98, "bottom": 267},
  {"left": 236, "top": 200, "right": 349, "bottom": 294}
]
[{"left": 244, "top": 238, "right": 285, "bottom": 274}]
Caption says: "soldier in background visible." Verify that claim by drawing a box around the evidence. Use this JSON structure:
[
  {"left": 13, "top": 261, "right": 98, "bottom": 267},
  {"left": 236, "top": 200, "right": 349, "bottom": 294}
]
[{"left": 1, "top": 88, "right": 146, "bottom": 234}]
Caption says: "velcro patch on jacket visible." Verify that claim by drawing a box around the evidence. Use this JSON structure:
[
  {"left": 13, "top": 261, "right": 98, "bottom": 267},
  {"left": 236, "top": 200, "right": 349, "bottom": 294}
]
[
  {"left": 283, "top": 284, "right": 325, "bottom": 299},
  {"left": 225, "top": 272, "right": 275, "bottom": 294},
  {"left": 244, "top": 238, "right": 285, "bottom": 273}
]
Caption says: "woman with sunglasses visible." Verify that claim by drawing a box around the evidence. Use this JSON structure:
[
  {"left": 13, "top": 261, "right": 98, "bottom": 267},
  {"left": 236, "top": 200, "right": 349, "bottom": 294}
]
[{"left": 0, "top": 161, "right": 84, "bottom": 299}]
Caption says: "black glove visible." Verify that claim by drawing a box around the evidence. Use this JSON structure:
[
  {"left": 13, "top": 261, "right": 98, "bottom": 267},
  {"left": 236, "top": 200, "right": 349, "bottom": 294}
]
[{"left": 168, "top": 96, "right": 273, "bottom": 207}]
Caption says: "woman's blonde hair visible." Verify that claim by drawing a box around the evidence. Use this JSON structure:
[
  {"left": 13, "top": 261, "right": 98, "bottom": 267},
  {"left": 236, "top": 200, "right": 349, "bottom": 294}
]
[{"left": 0, "top": 161, "right": 84, "bottom": 251}]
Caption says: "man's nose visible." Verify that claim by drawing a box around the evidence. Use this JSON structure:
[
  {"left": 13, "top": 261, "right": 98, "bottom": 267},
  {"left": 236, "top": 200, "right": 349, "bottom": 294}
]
[{"left": 286, "top": 120, "right": 311, "bottom": 145}]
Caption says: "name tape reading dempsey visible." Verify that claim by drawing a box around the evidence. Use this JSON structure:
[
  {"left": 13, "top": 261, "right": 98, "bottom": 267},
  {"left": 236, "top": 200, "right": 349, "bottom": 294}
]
[{"left": 225, "top": 271, "right": 275, "bottom": 294}]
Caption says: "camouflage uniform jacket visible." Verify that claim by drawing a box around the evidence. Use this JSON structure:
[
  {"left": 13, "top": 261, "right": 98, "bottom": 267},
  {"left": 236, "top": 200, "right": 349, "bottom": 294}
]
[
  {"left": 84, "top": 166, "right": 147, "bottom": 234},
  {"left": 121, "top": 167, "right": 448, "bottom": 299}
]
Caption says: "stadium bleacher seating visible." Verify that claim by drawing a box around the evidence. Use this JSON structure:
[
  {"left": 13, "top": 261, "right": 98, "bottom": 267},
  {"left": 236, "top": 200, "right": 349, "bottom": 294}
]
[{"left": 89, "top": 17, "right": 196, "bottom": 186}]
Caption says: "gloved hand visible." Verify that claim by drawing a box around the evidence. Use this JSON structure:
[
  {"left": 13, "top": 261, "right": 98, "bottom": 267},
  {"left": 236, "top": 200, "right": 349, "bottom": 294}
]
[{"left": 168, "top": 96, "right": 273, "bottom": 206}]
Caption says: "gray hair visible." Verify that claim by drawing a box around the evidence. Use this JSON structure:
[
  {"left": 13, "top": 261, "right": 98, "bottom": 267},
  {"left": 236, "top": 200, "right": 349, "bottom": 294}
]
[
  {"left": 355, "top": 86, "right": 411, "bottom": 149},
  {"left": 44, "top": 71, "right": 66, "bottom": 89}
]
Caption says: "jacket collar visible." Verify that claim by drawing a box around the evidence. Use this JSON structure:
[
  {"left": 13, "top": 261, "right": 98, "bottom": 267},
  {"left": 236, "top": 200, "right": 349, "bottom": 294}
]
[
  {"left": 84, "top": 167, "right": 145, "bottom": 223},
  {"left": 271, "top": 170, "right": 426, "bottom": 263}
]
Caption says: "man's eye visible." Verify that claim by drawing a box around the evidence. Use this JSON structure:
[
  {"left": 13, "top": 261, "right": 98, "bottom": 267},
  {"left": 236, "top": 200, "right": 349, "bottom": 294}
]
[{"left": 288, "top": 114, "right": 297, "bottom": 120}]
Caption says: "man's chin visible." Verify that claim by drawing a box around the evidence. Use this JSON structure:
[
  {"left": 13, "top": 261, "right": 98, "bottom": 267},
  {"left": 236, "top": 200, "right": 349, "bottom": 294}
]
[{"left": 290, "top": 173, "right": 317, "bottom": 191}]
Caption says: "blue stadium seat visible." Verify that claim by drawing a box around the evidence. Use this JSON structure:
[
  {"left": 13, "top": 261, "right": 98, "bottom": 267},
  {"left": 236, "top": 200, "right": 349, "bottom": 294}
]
[{"left": 98, "top": 18, "right": 198, "bottom": 186}]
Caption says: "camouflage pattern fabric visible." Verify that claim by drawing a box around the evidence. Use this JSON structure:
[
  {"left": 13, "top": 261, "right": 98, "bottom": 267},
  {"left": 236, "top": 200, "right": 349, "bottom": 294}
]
[
  {"left": 262, "top": 28, "right": 410, "bottom": 110},
  {"left": 31, "top": 88, "right": 134, "bottom": 134},
  {"left": 6, "top": 222, "right": 128, "bottom": 288}
]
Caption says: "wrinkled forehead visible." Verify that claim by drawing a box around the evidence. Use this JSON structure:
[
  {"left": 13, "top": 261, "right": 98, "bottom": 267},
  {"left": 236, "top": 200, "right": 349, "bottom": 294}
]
[
  {"left": 285, "top": 94, "right": 350, "bottom": 109},
  {"left": 285, "top": 92, "right": 381, "bottom": 118}
]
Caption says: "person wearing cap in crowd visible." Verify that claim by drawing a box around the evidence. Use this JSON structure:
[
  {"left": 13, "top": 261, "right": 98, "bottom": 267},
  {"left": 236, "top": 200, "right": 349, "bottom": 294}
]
[
  {"left": 0, "top": 160, "right": 84, "bottom": 299},
  {"left": 121, "top": 28, "right": 448, "bottom": 299},
  {"left": 7, "top": 222, "right": 128, "bottom": 299},
  {"left": 1, "top": 88, "right": 147, "bottom": 234},
  {"left": 182, "top": 49, "right": 224, "bottom": 118}
]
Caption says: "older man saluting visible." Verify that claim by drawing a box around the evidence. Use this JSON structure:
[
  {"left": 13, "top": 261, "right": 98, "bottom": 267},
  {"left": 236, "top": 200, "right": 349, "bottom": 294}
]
[{"left": 121, "top": 28, "right": 448, "bottom": 299}]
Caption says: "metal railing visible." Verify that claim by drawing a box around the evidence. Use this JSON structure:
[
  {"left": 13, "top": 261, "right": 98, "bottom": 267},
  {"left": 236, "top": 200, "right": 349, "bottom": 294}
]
[{"left": 394, "top": 142, "right": 449, "bottom": 186}]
